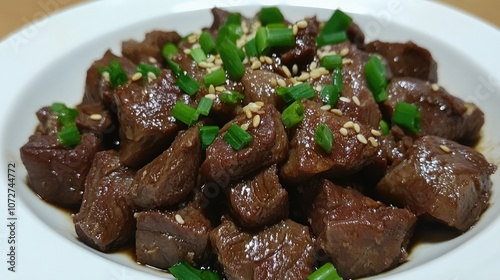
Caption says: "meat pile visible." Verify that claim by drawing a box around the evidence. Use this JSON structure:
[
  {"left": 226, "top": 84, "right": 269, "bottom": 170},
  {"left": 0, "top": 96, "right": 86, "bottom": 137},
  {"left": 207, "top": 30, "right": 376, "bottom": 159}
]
[{"left": 20, "top": 7, "right": 496, "bottom": 279}]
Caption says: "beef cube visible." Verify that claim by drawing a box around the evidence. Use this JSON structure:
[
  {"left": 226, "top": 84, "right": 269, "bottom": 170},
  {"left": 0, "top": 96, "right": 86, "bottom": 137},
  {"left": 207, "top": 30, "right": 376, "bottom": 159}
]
[
  {"left": 75, "top": 103, "right": 117, "bottom": 148},
  {"left": 122, "top": 30, "right": 181, "bottom": 66},
  {"left": 20, "top": 133, "right": 102, "bottom": 208},
  {"left": 82, "top": 50, "right": 137, "bottom": 107},
  {"left": 114, "top": 69, "right": 188, "bottom": 167},
  {"left": 365, "top": 40, "right": 438, "bottom": 83},
  {"left": 306, "top": 179, "right": 416, "bottom": 279},
  {"left": 200, "top": 104, "right": 288, "bottom": 187},
  {"left": 377, "top": 135, "right": 497, "bottom": 232},
  {"left": 280, "top": 17, "right": 319, "bottom": 70},
  {"left": 135, "top": 199, "right": 211, "bottom": 269},
  {"left": 130, "top": 125, "right": 201, "bottom": 209},
  {"left": 34, "top": 106, "right": 61, "bottom": 135},
  {"left": 241, "top": 70, "right": 286, "bottom": 110},
  {"left": 73, "top": 150, "right": 136, "bottom": 252},
  {"left": 210, "top": 218, "right": 315, "bottom": 280},
  {"left": 227, "top": 165, "right": 288, "bottom": 229},
  {"left": 280, "top": 99, "right": 379, "bottom": 184},
  {"left": 382, "top": 77, "right": 484, "bottom": 144},
  {"left": 347, "top": 22, "right": 365, "bottom": 49}
]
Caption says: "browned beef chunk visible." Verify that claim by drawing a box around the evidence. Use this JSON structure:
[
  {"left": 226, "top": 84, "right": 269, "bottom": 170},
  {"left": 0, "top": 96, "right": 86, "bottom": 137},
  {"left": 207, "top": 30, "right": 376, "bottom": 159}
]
[
  {"left": 114, "top": 69, "right": 189, "bottom": 167},
  {"left": 34, "top": 106, "right": 61, "bottom": 135},
  {"left": 347, "top": 22, "right": 365, "bottom": 49},
  {"left": 122, "top": 30, "right": 181, "bottom": 67},
  {"left": 305, "top": 179, "right": 416, "bottom": 279},
  {"left": 82, "top": 50, "right": 137, "bottom": 107},
  {"left": 241, "top": 70, "right": 286, "bottom": 110},
  {"left": 210, "top": 218, "right": 315, "bottom": 280},
  {"left": 19, "top": 133, "right": 101, "bottom": 208},
  {"left": 280, "top": 17, "right": 319, "bottom": 70},
  {"left": 135, "top": 198, "right": 211, "bottom": 269},
  {"left": 227, "top": 165, "right": 288, "bottom": 229},
  {"left": 130, "top": 126, "right": 201, "bottom": 209},
  {"left": 365, "top": 40, "right": 438, "bottom": 83},
  {"left": 280, "top": 99, "right": 379, "bottom": 184},
  {"left": 200, "top": 104, "right": 288, "bottom": 187},
  {"left": 75, "top": 103, "right": 115, "bottom": 135},
  {"left": 382, "top": 77, "right": 484, "bottom": 144},
  {"left": 377, "top": 135, "right": 496, "bottom": 232},
  {"left": 73, "top": 150, "right": 136, "bottom": 252}
]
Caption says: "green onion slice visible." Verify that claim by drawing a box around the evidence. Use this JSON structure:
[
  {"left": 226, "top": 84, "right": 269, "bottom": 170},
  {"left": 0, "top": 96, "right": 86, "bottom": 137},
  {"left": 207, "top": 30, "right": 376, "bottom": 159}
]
[
  {"left": 392, "top": 102, "right": 421, "bottom": 133},
  {"left": 135, "top": 63, "right": 161, "bottom": 78},
  {"left": 105, "top": 61, "right": 128, "bottom": 88},
  {"left": 317, "top": 31, "right": 348, "bottom": 47},
  {"left": 199, "top": 126, "right": 219, "bottom": 149},
  {"left": 190, "top": 47, "right": 207, "bottom": 64},
  {"left": 176, "top": 74, "right": 201, "bottom": 96},
  {"left": 162, "top": 43, "right": 179, "bottom": 60},
  {"left": 321, "top": 54, "right": 343, "bottom": 70},
  {"left": 288, "top": 83, "right": 315, "bottom": 101},
  {"left": 223, "top": 123, "right": 253, "bottom": 150},
  {"left": 172, "top": 101, "right": 199, "bottom": 126},
  {"left": 244, "top": 38, "right": 258, "bottom": 58},
  {"left": 218, "top": 40, "right": 246, "bottom": 80},
  {"left": 320, "top": 84, "right": 340, "bottom": 106},
  {"left": 315, "top": 124, "right": 334, "bottom": 154},
  {"left": 57, "top": 125, "right": 81, "bottom": 147},
  {"left": 255, "top": 26, "right": 295, "bottom": 55},
  {"left": 282, "top": 100, "right": 305, "bottom": 129},
  {"left": 220, "top": 90, "right": 244, "bottom": 104},
  {"left": 259, "top": 7, "right": 284, "bottom": 26},
  {"left": 379, "top": 119, "right": 390, "bottom": 135},
  {"left": 168, "top": 262, "right": 221, "bottom": 280},
  {"left": 196, "top": 97, "right": 214, "bottom": 116},
  {"left": 203, "top": 68, "right": 226, "bottom": 87},
  {"left": 166, "top": 58, "right": 184, "bottom": 77},
  {"left": 365, "top": 55, "right": 388, "bottom": 103},
  {"left": 332, "top": 67, "right": 343, "bottom": 93},
  {"left": 307, "top": 262, "right": 343, "bottom": 280},
  {"left": 276, "top": 87, "right": 294, "bottom": 104},
  {"left": 199, "top": 31, "right": 216, "bottom": 55}
]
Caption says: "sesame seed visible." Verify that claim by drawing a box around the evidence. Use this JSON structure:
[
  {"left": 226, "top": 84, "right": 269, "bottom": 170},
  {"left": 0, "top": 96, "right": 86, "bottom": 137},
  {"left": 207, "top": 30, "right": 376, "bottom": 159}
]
[
  {"left": 264, "top": 56, "right": 273, "bottom": 65},
  {"left": 183, "top": 48, "right": 191, "bottom": 54},
  {"left": 357, "top": 134, "right": 368, "bottom": 144},
  {"left": 343, "top": 121, "right": 354, "bottom": 128},
  {"left": 290, "top": 78, "right": 299, "bottom": 85},
  {"left": 208, "top": 85, "right": 215, "bottom": 95},
  {"left": 244, "top": 108, "right": 253, "bottom": 119},
  {"left": 206, "top": 55, "right": 216, "bottom": 63},
  {"left": 431, "top": 83, "right": 440, "bottom": 91},
  {"left": 371, "top": 129, "right": 382, "bottom": 137},
  {"left": 440, "top": 144, "right": 451, "bottom": 153},
  {"left": 296, "top": 72, "right": 310, "bottom": 81},
  {"left": 250, "top": 56, "right": 258, "bottom": 62},
  {"left": 214, "top": 58, "right": 223, "bottom": 66},
  {"left": 147, "top": 72, "right": 157, "bottom": 82},
  {"left": 209, "top": 65, "right": 222, "bottom": 72},
  {"left": 352, "top": 96, "right": 361, "bottom": 106},
  {"left": 292, "top": 24, "right": 299, "bottom": 36},
  {"left": 277, "top": 79, "right": 287, "bottom": 88},
  {"left": 368, "top": 136, "right": 379, "bottom": 147},
  {"left": 255, "top": 101, "right": 265, "bottom": 107},
  {"left": 187, "top": 34, "right": 198, "bottom": 44},
  {"left": 89, "top": 114, "right": 102, "bottom": 121},
  {"left": 339, "top": 97, "right": 351, "bottom": 103},
  {"left": 310, "top": 61, "right": 317, "bottom": 70},
  {"left": 240, "top": 123, "right": 249, "bottom": 131},
  {"left": 282, "top": 65, "right": 292, "bottom": 78},
  {"left": 251, "top": 60, "right": 262, "bottom": 70},
  {"left": 310, "top": 69, "right": 323, "bottom": 79},
  {"left": 252, "top": 114, "right": 261, "bottom": 127},
  {"left": 320, "top": 104, "right": 332, "bottom": 111},
  {"left": 205, "top": 93, "right": 216, "bottom": 100},
  {"left": 198, "top": 61, "right": 210, "bottom": 68},
  {"left": 353, "top": 123, "right": 361, "bottom": 133},
  {"left": 315, "top": 85, "right": 323, "bottom": 92},
  {"left": 148, "top": 56, "right": 158, "bottom": 64},
  {"left": 215, "top": 86, "right": 226, "bottom": 92},
  {"left": 339, "top": 127, "right": 348, "bottom": 136},
  {"left": 292, "top": 64, "right": 298, "bottom": 75},
  {"left": 331, "top": 109, "right": 343, "bottom": 116},
  {"left": 296, "top": 20, "right": 308, "bottom": 29},
  {"left": 175, "top": 214, "right": 185, "bottom": 225},
  {"left": 102, "top": 71, "right": 110, "bottom": 82},
  {"left": 131, "top": 72, "right": 143, "bottom": 81},
  {"left": 342, "top": 58, "right": 353, "bottom": 65},
  {"left": 270, "top": 77, "right": 278, "bottom": 87},
  {"left": 340, "top": 47, "right": 349, "bottom": 56}
]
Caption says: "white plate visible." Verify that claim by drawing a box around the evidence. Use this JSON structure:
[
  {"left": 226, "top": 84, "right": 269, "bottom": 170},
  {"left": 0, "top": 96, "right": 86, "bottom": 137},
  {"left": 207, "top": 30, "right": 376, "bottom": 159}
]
[{"left": 1, "top": 0, "right": 499, "bottom": 279}]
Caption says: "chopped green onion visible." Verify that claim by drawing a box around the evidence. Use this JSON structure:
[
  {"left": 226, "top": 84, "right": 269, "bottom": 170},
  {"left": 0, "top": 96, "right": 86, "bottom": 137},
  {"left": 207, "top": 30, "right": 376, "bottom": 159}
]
[
  {"left": 255, "top": 27, "right": 295, "bottom": 55},
  {"left": 172, "top": 101, "right": 199, "bottom": 126},
  {"left": 379, "top": 120, "right": 390, "bottom": 135},
  {"left": 392, "top": 102, "right": 421, "bottom": 133},
  {"left": 196, "top": 97, "right": 214, "bottom": 116},
  {"left": 218, "top": 40, "right": 246, "bottom": 80},
  {"left": 365, "top": 55, "right": 388, "bottom": 102},
  {"left": 162, "top": 43, "right": 179, "bottom": 59},
  {"left": 288, "top": 83, "right": 315, "bottom": 100},
  {"left": 57, "top": 125, "right": 81, "bottom": 147},
  {"left": 50, "top": 103, "right": 79, "bottom": 127},
  {"left": 220, "top": 90, "right": 244, "bottom": 104},
  {"left": 176, "top": 74, "right": 201, "bottom": 96},
  {"left": 106, "top": 61, "right": 128, "bottom": 88},
  {"left": 166, "top": 58, "right": 184, "bottom": 77},
  {"left": 135, "top": 63, "right": 161, "bottom": 78},
  {"left": 50, "top": 102, "right": 68, "bottom": 114},
  {"left": 224, "top": 124, "right": 253, "bottom": 150},
  {"left": 332, "top": 67, "right": 343, "bottom": 92},
  {"left": 168, "top": 262, "right": 221, "bottom": 280},
  {"left": 320, "top": 84, "right": 340, "bottom": 106},
  {"left": 266, "top": 23, "right": 288, "bottom": 29},
  {"left": 315, "top": 124, "right": 334, "bottom": 154},
  {"left": 321, "top": 54, "right": 343, "bottom": 70},
  {"left": 244, "top": 38, "right": 258, "bottom": 58},
  {"left": 199, "top": 31, "right": 216, "bottom": 54},
  {"left": 190, "top": 47, "right": 207, "bottom": 64},
  {"left": 316, "top": 31, "right": 348, "bottom": 47},
  {"left": 316, "top": 9, "right": 352, "bottom": 47},
  {"left": 226, "top": 12, "right": 242, "bottom": 26},
  {"left": 203, "top": 68, "right": 226, "bottom": 87},
  {"left": 307, "top": 262, "right": 343, "bottom": 280},
  {"left": 216, "top": 13, "right": 242, "bottom": 45},
  {"left": 255, "top": 27, "right": 269, "bottom": 55},
  {"left": 282, "top": 100, "right": 305, "bottom": 128},
  {"left": 259, "top": 7, "right": 284, "bottom": 26},
  {"left": 276, "top": 87, "right": 294, "bottom": 104},
  {"left": 199, "top": 126, "right": 219, "bottom": 149}
]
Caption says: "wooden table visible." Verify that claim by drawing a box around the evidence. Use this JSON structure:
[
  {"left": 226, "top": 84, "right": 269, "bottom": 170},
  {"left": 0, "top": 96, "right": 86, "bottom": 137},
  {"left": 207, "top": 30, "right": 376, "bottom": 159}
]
[{"left": 1, "top": 0, "right": 498, "bottom": 39}]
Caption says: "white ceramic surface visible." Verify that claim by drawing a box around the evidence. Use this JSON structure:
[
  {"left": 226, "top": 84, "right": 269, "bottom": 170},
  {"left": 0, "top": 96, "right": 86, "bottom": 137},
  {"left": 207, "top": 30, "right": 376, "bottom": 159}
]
[{"left": 0, "top": 0, "right": 499, "bottom": 279}]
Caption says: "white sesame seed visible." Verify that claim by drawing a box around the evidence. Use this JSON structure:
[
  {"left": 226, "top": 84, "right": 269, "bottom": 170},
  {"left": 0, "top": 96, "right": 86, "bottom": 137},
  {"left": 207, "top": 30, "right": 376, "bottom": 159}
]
[
  {"left": 148, "top": 56, "right": 158, "bottom": 64},
  {"left": 270, "top": 78, "right": 277, "bottom": 87},
  {"left": 292, "top": 64, "right": 298, "bottom": 75},
  {"left": 131, "top": 72, "right": 143, "bottom": 82},
  {"left": 297, "top": 20, "right": 308, "bottom": 29},
  {"left": 244, "top": 108, "right": 253, "bottom": 119},
  {"left": 282, "top": 65, "right": 292, "bottom": 78},
  {"left": 352, "top": 96, "right": 361, "bottom": 106},
  {"left": 240, "top": 123, "right": 249, "bottom": 131},
  {"left": 147, "top": 72, "right": 157, "bottom": 82},
  {"left": 368, "top": 136, "right": 379, "bottom": 147},
  {"left": 215, "top": 86, "right": 226, "bottom": 92},
  {"left": 208, "top": 85, "right": 215, "bottom": 95},
  {"left": 309, "top": 61, "right": 317, "bottom": 70},
  {"left": 357, "top": 134, "right": 368, "bottom": 144},
  {"left": 339, "top": 127, "right": 348, "bottom": 136},
  {"left": 343, "top": 121, "right": 354, "bottom": 128},
  {"left": 264, "top": 56, "right": 273, "bottom": 65},
  {"left": 252, "top": 114, "right": 261, "bottom": 128},
  {"left": 89, "top": 114, "right": 102, "bottom": 121},
  {"left": 342, "top": 58, "right": 353, "bottom": 65},
  {"left": 440, "top": 144, "right": 451, "bottom": 153},
  {"left": 251, "top": 60, "right": 262, "bottom": 70},
  {"left": 371, "top": 129, "right": 382, "bottom": 137},
  {"left": 353, "top": 123, "right": 361, "bottom": 133},
  {"left": 187, "top": 34, "right": 198, "bottom": 44},
  {"left": 296, "top": 72, "right": 310, "bottom": 81},
  {"left": 209, "top": 65, "right": 222, "bottom": 72},
  {"left": 310, "top": 69, "right": 323, "bottom": 79},
  {"left": 331, "top": 109, "right": 343, "bottom": 116},
  {"left": 214, "top": 58, "right": 223, "bottom": 66},
  {"left": 320, "top": 104, "right": 332, "bottom": 111},
  {"left": 175, "top": 214, "right": 185, "bottom": 225},
  {"left": 205, "top": 93, "right": 216, "bottom": 100},
  {"left": 250, "top": 56, "right": 258, "bottom": 62},
  {"left": 315, "top": 85, "right": 323, "bottom": 92},
  {"left": 339, "top": 97, "right": 351, "bottom": 103},
  {"left": 292, "top": 24, "right": 299, "bottom": 36},
  {"left": 255, "top": 101, "right": 265, "bottom": 107},
  {"left": 340, "top": 47, "right": 350, "bottom": 57},
  {"left": 277, "top": 79, "right": 287, "bottom": 88},
  {"left": 183, "top": 48, "right": 191, "bottom": 54},
  {"left": 102, "top": 71, "right": 110, "bottom": 82},
  {"left": 206, "top": 55, "right": 216, "bottom": 63},
  {"left": 198, "top": 61, "right": 210, "bottom": 68},
  {"left": 431, "top": 83, "right": 440, "bottom": 91}
]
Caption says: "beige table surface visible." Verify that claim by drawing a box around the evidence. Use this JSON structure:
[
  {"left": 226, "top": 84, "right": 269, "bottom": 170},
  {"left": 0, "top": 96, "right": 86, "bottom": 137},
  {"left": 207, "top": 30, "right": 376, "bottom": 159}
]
[{"left": 1, "top": 0, "right": 499, "bottom": 39}]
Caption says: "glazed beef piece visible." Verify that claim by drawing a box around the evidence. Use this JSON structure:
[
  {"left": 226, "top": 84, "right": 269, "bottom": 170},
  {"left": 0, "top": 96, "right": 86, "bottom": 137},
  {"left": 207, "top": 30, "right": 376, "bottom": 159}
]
[
  {"left": 280, "top": 17, "right": 319, "bottom": 70},
  {"left": 114, "top": 69, "right": 190, "bottom": 167},
  {"left": 305, "top": 179, "right": 416, "bottom": 279},
  {"left": 210, "top": 218, "right": 315, "bottom": 280},
  {"left": 122, "top": 30, "right": 181, "bottom": 66},
  {"left": 34, "top": 106, "right": 61, "bottom": 135},
  {"left": 75, "top": 103, "right": 115, "bottom": 136},
  {"left": 365, "top": 40, "right": 438, "bottom": 83},
  {"left": 241, "top": 70, "right": 286, "bottom": 110},
  {"left": 73, "top": 150, "right": 136, "bottom": 252},
  {"left": 130, "top": 126, "right": 202, "bottom": 209},
  {"left": 377, "top": 135, "right": 497, "bottom": 232},
  {"left": 227, "top": 164, "right": 288, "bottom": 229},
  {"left": 135, "top": 198, "right": 212, "bottom": 269},
  {"left": 19, "top": 133, "right": 102, "bottom": 208},
  {"left": 347, "top": 22, "right": 365, "bottom": 49},
  {"left": 280, "top": 99, "right": 379, "bottom": 184},
  {"left": 200, "top": 104, "right": 288, "bottom": 187},
  {"left": 82, "top": 50, "right": 137, "bottom": 107},
  {"left": 382, "top": 77, "right": 484, "bottom": 144}
]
